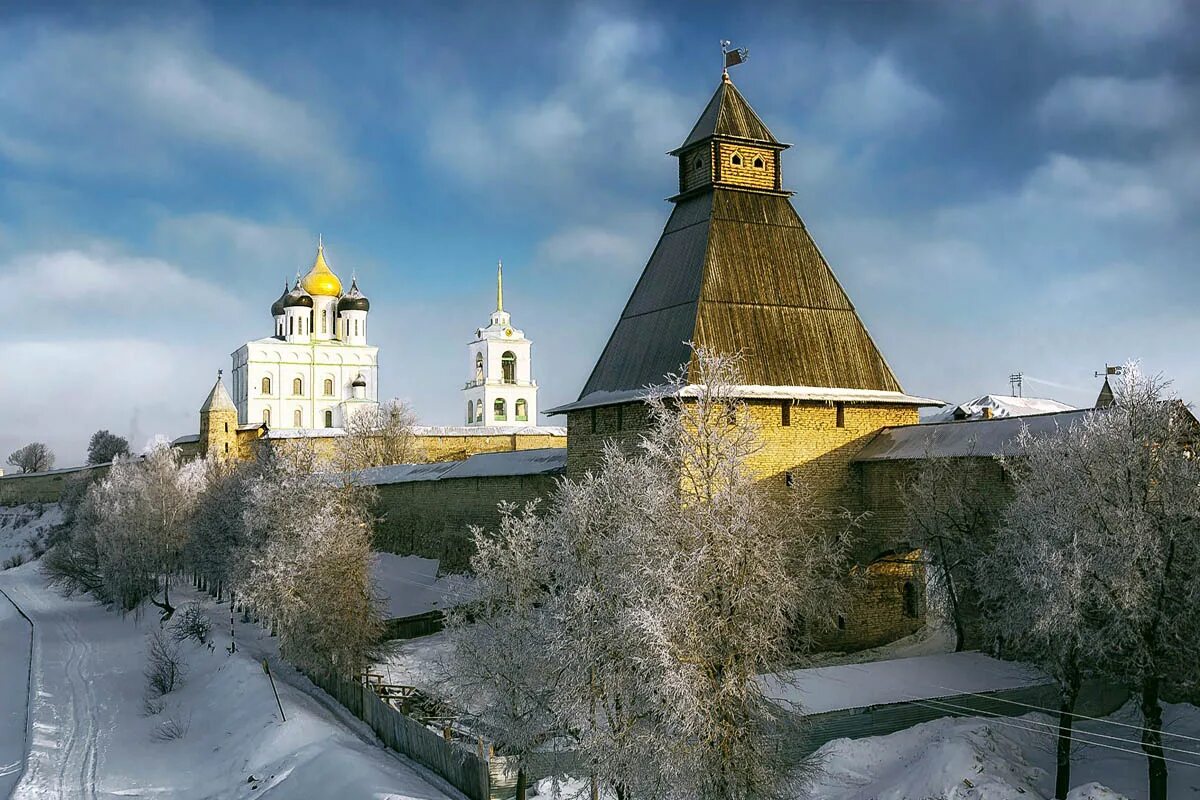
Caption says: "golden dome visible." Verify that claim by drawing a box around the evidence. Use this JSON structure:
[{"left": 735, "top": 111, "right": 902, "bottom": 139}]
[{"left": 301, "top": 238, "right": 342, "bottom": 297}]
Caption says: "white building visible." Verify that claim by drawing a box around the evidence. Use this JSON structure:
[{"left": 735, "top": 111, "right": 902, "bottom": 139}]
[
  {"left": 231, "top": 239, "right": 379, "bottom": 430},
  {"left": 462, "top": 262, "right": 539, "bottom": 426}
]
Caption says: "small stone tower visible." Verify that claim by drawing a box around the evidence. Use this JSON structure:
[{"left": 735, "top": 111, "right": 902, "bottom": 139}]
[{"left": 199, "top": 371, "right": 239, "bottom": 460}]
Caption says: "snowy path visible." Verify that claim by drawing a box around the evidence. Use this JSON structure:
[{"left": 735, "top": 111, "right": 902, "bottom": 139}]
[
  {"left": 0, "top": 563, "right": 458, "bottom": 800},
  {"left": 0, "top": 586, "right": 32, "bottom": 798}
]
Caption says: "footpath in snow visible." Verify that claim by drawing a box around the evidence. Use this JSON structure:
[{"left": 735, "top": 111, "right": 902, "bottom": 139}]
[
  {"left": 0, "top": 561, "right": 459, "bottom": 800},
  {"left": 0, "top": 586, "right": 31, "bottom": 797}
]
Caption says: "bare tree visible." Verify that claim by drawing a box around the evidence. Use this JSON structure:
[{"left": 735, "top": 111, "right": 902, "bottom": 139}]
[
  {"left": 335, "top": 400, "right": 418, "bottom": 471},
  {"left": 86, "top": 429, "right": 130, "bottom": 464},
  {"left": 448, "top": 346, "right": 859, "bottom": 800},
  {"left": 7, "top": 442, "right": 54, "bottom": 473},
  {"left": 900, "top": 444, "right": 1002, "bottom": 651}
]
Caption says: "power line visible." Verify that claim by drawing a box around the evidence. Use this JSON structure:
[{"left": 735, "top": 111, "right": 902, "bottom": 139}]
[{"left": 929, "top": 683, "right": 1200, "bottom": 745}]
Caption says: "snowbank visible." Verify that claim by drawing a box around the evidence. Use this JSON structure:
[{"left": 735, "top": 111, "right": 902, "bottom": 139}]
[{"left": 0, "top": 504, "right": 61, "bottom": 568}]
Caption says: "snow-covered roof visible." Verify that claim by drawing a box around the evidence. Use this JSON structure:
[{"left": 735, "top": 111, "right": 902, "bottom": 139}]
[
  {"left": 371, "top": 552, "right": 476, "bottom": 618},
  {"left": 854, "top": 408, "right": 1092, "bottom": 461},
  {"left": 347, "top": 447, "right": 566, "bottom": 486},
  {"left": 923, "top": 394, "right": 1075, "bottom": 424},
  {"left": 264, "top": 425, "right": 565, "bottom": 440},
  {"left": 761, "top": 652, "right": 1050, "bottom": 715},
  {"left": 547, "top": 385, "right": 943, "bottom": 415},
  {"left": 171, "top": 434, "right": 201, "bottom": 445}
]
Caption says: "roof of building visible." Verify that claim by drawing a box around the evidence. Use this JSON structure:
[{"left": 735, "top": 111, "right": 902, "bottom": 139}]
[
  {"left": 346, "top": 447, "right": 566, "bottom": 486},
  {"left": 675, "top": 74, "right": 783, "bottom": 152},
  {"left": 548, "top": 385, "right": 941, "bottom": 416},
  {"left": 263, "top": 425, "right": 565, "bottom": 439},
  {"left": 199, "top": 376, "right": 236, "bottom": 413},
  {"left": 923, "top": 394, "right": 1076, "bottom": 424},
  {"left": 853, "top": 408, "right": 1093, "bottom": 462}
]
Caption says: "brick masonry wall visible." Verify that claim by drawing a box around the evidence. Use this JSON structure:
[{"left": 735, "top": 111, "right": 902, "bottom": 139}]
[
  {"left": 372, "top": 473, "right": 559, "bottom": 573},
  {"left": 680, "top": 143, "right": 714, "bottom": 193}
]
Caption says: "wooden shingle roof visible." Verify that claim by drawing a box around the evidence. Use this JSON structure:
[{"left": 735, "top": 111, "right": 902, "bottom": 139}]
[{"left": 675, "top": 75, "right": 782, "bottom": 152}]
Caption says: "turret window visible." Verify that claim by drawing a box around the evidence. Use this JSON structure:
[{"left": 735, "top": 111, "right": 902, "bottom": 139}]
[
  {"left": 324, "top": 409, "right": 333, "bottom": 428},
  {"left": 753, "top": 156, "right": 764, "bottom": 169},
  {"left": 321, "top": 309, "right": 327, "bottom": 333},
  {"left": 293, "top": 377, "right": 303, "bottom": 396},
  {"left": 294, "top": 409, "right": 302, "bottom": 427},
  {"left": 354, "top": 319, "right": 359, "bottom": 336},
  {"left": 289, "top": 317, "right": 294, "bottom": 335},
  {"left": 501, "top": 351, "right": 516, "bottom": 384},
  {"left": 262, "top": 377, "right": 271, "bottom": 395},
  {"left": 323, "top": 378, "right": 334, "bottom": 396},
  {"left": 516, "top": 399, "right": 528, "bottom": 422},
  {"left": 494, "top": 398, "right": 507, "bottom": 421},
  {"left": 731, "top": 153, "right": 742, "bottom": 166}
]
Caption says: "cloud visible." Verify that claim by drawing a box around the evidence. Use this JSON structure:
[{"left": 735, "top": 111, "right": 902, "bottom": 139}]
[
  {"left": 1021, "top": 153, "right": 1178, "bottom": 222},
  {"left": 1037, "top": 75, "right": 1186, "bottom": 132},
  {"left": 534, "top": 211, "right": 662, "bottom": 275},
  {"left": 154, "top": 212, "right": 315, "bottom": 280},
  {"left": 816, "top": 56, "right": 943, "bottom": 135},
  {"left": 1028, "top": 0, "right": 1184, "bottom": 50},
  {"left": 0, "top": 23, "right": 355, "bottom": 191}
]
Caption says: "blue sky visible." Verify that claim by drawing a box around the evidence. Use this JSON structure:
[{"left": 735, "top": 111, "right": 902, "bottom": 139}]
[{"left": 2, "top": 0, "right": 1197, "bottom": 465}]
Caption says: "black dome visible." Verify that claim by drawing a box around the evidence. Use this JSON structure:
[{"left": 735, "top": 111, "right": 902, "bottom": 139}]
[
  {"left": 285, "top": 289, "right": 313, "bottom": 308},
  {"left": 338, "top": 277, "right": 370, "bottom": 312},
  {"left": 270, "top": 281, "right": 290, "bottom": 316}
]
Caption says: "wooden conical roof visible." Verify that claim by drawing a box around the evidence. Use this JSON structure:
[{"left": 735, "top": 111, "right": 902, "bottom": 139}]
[{"left": 566, "top": 76, "right": 904, "bottom": 404}]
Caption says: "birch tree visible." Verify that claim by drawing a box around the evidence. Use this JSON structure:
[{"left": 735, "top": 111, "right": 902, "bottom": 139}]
[
  {"left": 449, "top": 347, "right": 859, "bottom": 800},
  {"left": 335, "top": 399, "right": 418, "bottom": 471}
]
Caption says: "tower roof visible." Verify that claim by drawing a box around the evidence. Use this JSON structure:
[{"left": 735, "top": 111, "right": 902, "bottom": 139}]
[
  {"left": 200, "top": 373, "right": 235, "bottom": 413},
  {"left": 550, "top": 75, "right": 914, "bottom": 414},
  {"left": 673, "top": 74, "right": 782, "bottom": 153}
]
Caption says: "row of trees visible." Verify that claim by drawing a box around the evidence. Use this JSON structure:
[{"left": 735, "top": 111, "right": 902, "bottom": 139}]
[
  {"left": 44, "top": 440, "right": 386, "bottom": 675},
  {"left": 6, "top": 430, "right": 132, "bottom": 475},
  {"left": 903, "top": 367, "right": 1200, "bottom": 800},
  {"left": 446, "top": 350, "right": 861, "bottom": 800}
]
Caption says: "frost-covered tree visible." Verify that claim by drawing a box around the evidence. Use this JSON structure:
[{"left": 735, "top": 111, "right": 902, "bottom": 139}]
[
  {"left": 979, "top": 366, "right": 1200, "bottom": 800},
  {"left": 335, "top": 399, "right": 418, "bottom": 471},
  {"left": 7, "top": 442, "right": 54, "bottom": 473},
  {"left": 186, "top": 458, "right": 256, "bottom": 601},
  {"left": 900, "top": 444, "right": 1002, "bottom": 651},
  {"left": 233, "top": 447, "right": 387, "bottom": 675},
  {"left": 86, "top": 429, "right": 130, "bottom": 464},
  {"left": 449, "top": 347, "right": 858, "bottom": 800}
]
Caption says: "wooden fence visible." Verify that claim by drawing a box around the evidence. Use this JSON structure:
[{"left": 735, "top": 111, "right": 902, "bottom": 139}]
[{"left": 309, "top": 669, "right": 494, "bottom": 800}]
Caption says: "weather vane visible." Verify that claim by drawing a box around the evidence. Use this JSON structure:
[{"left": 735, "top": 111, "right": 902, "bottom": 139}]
[{"left": 721, "top": 40, "right": 749, "bottom": 77}]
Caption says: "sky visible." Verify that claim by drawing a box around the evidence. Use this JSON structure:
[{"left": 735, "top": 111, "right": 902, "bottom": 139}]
[{"left": 1, "top": 0, "right": 1197, "bottom": 466}]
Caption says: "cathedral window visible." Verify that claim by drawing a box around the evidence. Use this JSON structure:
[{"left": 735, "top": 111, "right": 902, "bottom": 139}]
[
  {"left": 262, "top": 377, "right": 271, "bottom": 395},
  {"left": 294, "top": 409, "right": 302, "bottom": 427},
  {"left": 293, "top": 377, "right": 303, "bottom": 396},
  {"left": 494, "top": 398, "right": 507, "bottom": 421},
  {"left": 354, "top": 319, "right": 359, "bottom": 336},
  {"left": 467, "top": 401, "right": 474, "bottom": 423},
  {"left": 321, "top": 309, "right": 327, "bottom": 333},
  {"left": 324, "top": 409, "right": 333, "bottom": 428},
  {"left": 289, "top": 317, "right": 294, "bottom": 335},
  {"left": 263, "top": 408, "right": 271, "bottom": 425},
  {"left": 516, "top": 399, "right": 528, "bottom": 422},
  {"left": 323, "top": 378, "right": 334, "bottom": 396},
  {"left": 501, "top": 351, "right": 516, "bottom": 384},
  {"left": 475, "top": 402, "right": 483, "bottom": 423}
]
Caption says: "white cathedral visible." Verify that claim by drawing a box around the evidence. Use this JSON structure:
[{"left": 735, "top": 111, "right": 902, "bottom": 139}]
[{"left": 228, "top": 240, "right": 540, "bottom": 433}]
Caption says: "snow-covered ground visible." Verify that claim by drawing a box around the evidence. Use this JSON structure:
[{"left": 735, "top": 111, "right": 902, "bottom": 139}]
[
  {"left": 0, "top": 504, "right": 62, "bottom": 568},
  {"left": 0, "top": 561, "right": 460, "bottom": 800},
  {"left": 0, "top": 587, "right": 31, "bottom": 797},
  {"left": 808, "top": 701, "right": 1200, "bottom": 799}
]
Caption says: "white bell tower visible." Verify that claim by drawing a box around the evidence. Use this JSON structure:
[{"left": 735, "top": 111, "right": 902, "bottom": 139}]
[{"left": 462, "top": 261, "right": 538, "bottom": 427}]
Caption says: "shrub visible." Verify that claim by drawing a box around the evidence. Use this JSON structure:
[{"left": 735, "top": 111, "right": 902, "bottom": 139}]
[
  {"left": 170, "top": 602, "right": 211, "bottom": 645},
  {"left": 151, "top": 713, "right": 190, "bottom": 741},
  {"left": 2, "top": 553, "right": 25, "bottom": 570},
  {"left": 144, "top": 629, "right": 186, "bottom": 698}
]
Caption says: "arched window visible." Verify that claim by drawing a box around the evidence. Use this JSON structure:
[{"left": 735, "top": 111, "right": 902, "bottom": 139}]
[
  {"left": 501, "top": 351, "right": 516, "bottom": 384},
  {"left": 324, "top": 409, "right": 333, "bottom": 428},
  {"left": 261, "top": 376, "right": 271, "bottom": 395},
  {"left": 323, "top": 378, "right": 334, "bottom": 396},
  {"left": 475, "top": 352, "right": 484, "bottom": 382},
  {"left": 903, "top": 581, "right": 918, "bottom": 618},
  {"left": 294, "top": 409, "right": 302, "bottom": 427},
  {"left": 288, "top": 317, "right": 294, "bottom": 335},
  {"left": 263, "top": 408, "right": 271, "bottom": 425},
  {"left": 321, "top": 309, "right": 327, "bottom": 333},
  {"left": 494, "top": 398, "right": 506, "bottom": 421},
  {"left": 467, "top": 400, "right": 474, "bottom": 423},
  {"left": 515, "top": 399, "right": 528, "bottom": 422},
  {"left": 354, "top": 319, "right": 359, "bottom": 336},
  {"left": 475, "top": 402, "right": 483, "bottom": 423},
  {"left": 293, "top": 377, "right": 303, "bottom": 396}
]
